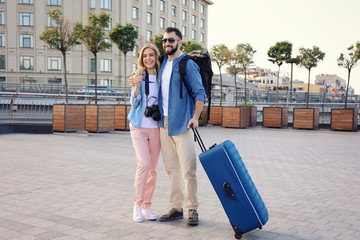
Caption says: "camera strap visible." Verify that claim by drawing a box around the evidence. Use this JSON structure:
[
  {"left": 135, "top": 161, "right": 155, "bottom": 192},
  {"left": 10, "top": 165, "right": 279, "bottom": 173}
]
[{"left": 144, "top": 71, "right": 157, "bottom": 108}]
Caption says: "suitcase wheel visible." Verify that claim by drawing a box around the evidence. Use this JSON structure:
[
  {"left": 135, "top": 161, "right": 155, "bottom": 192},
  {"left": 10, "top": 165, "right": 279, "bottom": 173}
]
[
  {"left": 234, "top": 233, "right": 242, "bottom": 239},
  {"left": 259, "top": 226, "right": 263, "bottom": 230}
]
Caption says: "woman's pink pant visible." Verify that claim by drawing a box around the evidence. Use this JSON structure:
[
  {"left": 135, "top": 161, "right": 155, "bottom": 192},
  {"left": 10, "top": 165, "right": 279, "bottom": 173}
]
[{"left": 130, "top": 125, "right": 161, "bottom": 207}]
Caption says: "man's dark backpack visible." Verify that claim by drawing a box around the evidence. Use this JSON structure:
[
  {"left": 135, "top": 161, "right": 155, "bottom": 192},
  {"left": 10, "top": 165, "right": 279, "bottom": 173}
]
[
  {"left": 159, "top": 50, "right": 213, "bottom": 119},
  {"left": 178, "top": 50, "right": 213, "bottom": 104},
  {"left": 179, "top": 50, "right": 213, "bottom": 121}
]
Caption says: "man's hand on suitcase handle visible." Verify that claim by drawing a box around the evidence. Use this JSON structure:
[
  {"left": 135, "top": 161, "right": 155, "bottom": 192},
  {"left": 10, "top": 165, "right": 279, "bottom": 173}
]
[{"left": 188, "top": 117, "right": 199, "bottom": 129}]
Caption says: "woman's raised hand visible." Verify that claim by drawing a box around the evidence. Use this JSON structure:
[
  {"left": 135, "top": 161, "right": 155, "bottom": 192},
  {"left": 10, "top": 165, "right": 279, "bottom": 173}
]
[{"left": 129, "top": 73, "right": 144, "bottom": 87}]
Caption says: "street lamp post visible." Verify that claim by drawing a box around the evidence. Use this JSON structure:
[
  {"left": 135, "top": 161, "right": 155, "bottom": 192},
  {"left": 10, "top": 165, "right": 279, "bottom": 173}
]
[{"left": 286, "top": 58, "right": 299, "bottom": 103}]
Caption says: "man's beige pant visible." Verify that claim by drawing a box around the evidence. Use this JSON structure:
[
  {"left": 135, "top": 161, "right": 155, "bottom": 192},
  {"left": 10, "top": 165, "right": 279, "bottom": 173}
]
[{"left": 160, "top": 117, "right": 199, "bottom": 210}]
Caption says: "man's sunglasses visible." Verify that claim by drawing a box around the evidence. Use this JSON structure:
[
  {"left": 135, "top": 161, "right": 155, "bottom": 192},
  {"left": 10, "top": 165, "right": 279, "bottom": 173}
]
[{"left": 161, "top": 38, "right": 178, "bottom": 44}]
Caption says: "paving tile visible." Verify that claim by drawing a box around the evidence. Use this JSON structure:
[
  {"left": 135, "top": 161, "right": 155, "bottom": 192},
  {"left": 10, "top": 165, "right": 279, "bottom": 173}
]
[{"left": 0, "top": 128, "right": 359, "bottom": 239}]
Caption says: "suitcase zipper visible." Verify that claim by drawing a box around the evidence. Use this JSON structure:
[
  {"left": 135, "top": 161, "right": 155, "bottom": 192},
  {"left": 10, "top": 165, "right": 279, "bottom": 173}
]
[{"left": 222, "top": 144, "right": 265, "bottom": 226}]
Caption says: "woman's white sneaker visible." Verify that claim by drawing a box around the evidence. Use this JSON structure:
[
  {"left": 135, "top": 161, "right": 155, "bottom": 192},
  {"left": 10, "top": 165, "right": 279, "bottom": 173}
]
[
  {"left": 133, "top": 206, "right": 143, "bottom": 223},
  {"left": 142, "top": 207, "right": 157, "bottom": 221}
]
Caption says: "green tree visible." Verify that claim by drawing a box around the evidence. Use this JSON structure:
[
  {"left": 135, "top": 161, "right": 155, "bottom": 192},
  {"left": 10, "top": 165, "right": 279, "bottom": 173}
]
[
  {"left": 181, "top": 40, "right": 203, "bottom": 54},
  {"left": 226, "top": 52, "right": 242, "bottom": 106},
  {"left": 39, "top": 9, "right": 81, "bottom": 103},
  {"left": 150, "top": 34, "right": 164, "bottom": 56},
  {"left": 75, "top": 12, "right": 111, "bottom": 105},
  {"left": 234, "top": 43, "right": 256, "bottom": 105},
  {"left": 267, "top": 41, "right": 292, "bottom": 106},
  {"left": 297, "top": 46, "right": 325, "bottom": 108},
  {"left": 109, "top": 23, "right": 138, "bottom": 104},
  {"left": 337, "top": 42, "right": 360, "bottom": 108},
  {"left": 210, "top": 44, "right": 231, "bottom": 106}
]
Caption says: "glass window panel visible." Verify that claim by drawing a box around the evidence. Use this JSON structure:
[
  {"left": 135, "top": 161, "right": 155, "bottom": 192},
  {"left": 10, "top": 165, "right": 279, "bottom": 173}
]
[
  {"left": 0, "top": 12, "right": 4, "bottom": 25},
  {"left": 0, "top": 33, "right": 5, "bottom": 47},
  {"left": 90, "top": 0, "right": 96, "bottom": 8}
]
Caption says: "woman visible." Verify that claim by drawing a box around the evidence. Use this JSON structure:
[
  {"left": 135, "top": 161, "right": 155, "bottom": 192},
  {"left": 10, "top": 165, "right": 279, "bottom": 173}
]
[{"left": 128, "top": 43, "right": 161, "bottom": 223}]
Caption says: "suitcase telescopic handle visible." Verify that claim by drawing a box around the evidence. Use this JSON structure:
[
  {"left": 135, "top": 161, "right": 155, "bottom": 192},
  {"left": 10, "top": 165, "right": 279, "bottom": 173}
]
[
  {"left": 190, "top": 124, "right": 206, "bottom": 153},
  {"left": 223, "top": 182, "right": 236, "bottom": 200}
]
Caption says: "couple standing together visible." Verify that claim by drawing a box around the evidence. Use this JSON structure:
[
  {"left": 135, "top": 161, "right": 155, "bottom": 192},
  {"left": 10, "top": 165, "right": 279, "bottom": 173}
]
[{"left": 127, "top": 27, "right": 206, "bottom": 225}]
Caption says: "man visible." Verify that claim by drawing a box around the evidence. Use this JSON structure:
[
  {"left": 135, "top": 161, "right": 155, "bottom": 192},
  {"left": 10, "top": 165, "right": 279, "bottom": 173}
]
[{"left": 157, "top": 27, "right": 206, "bottom": 225}]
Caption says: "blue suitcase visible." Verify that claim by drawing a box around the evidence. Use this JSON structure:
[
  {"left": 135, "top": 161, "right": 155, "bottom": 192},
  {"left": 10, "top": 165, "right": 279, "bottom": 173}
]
[{"left": 192, "top": 128, "right": 268, "bottom": 239}]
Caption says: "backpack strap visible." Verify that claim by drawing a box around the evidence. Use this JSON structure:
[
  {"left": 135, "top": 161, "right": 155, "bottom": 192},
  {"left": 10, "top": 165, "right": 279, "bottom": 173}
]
[{"left": 179, "top": 55, "right": 194, "bottom": 100}]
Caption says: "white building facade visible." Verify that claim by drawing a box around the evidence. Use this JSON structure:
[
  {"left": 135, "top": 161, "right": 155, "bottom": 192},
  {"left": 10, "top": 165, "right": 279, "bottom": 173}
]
[{"left": 0, "top": 0, "right": 213, "bottom": 86}]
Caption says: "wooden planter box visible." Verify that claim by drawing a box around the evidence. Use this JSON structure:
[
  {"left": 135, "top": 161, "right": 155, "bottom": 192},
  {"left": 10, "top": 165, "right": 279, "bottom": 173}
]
[
  {"left": 199, "top": 106, "right": 208, "bottom": 126},
  {"left": 222, "top": 106, "right": 251, "bottom": 128},
  {"left": 53, "top": 104, "right": 86, "bottom": 132},
  {"left": 250, "top": 106, "right": 257, "bottom": 127},
  {"left": 263, "top": 107, "right": 288, "bottom": 128},
  {"left": 331, "top": 108, "right": 358, "bottom": 131},
  {"left": 115, "top": 105, "right": 131, "bottom": 131},
  {"left": 86, "top": 105, "right": 115, "bottom": 133},
  {"left": 208, "top": 106, "right": 222, "bottom": 125},
  {"left": 293, "top": 108, "right": 319, "bottom": 130}
]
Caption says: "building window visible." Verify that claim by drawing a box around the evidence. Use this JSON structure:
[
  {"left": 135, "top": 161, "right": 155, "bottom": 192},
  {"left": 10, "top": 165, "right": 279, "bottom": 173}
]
[
  {"left": 200, "top": 33, "right": 204, "bottom": 43},
  {"left": 183, "top": 0, "right": 187, "bottom": 5},
  {"left": 48, "top": 57, "right": 62, "bottom": 71},
  {"left": 171, "top": 22, "right": 176, "bottom": 28},
  {"left": 47, "top": 15, "right": 58, "bottom": 27},
  {"left": 0, "top": 0, "right": 4, "bottom": 3},
  {"left": 0, "top": 77, "right": 5, "bottom": 83},
  {"left": 171, "top": 6, "right": 176, "bottom": 16},
  {"left": 192, "top": 0, "right": 196, "bottom": 10},
  {"left": 160, "top": 17, "right": 165, "bottom": 29},
  {"left": 104, "top": 18, "right": 112, "bottom": 30},
  {"left": 132, "top": 63, "right": 137, "bottom": 74},
  {"left": 182, "top": 26, "right": 187, "bottom": 37},
  {"left": 0, "top": 55, "right": 5, "bottom": 69},
  {"left": 147, "top": 0, "right": 152, "bottom": 6},
  {"left": 160, "top": 0, "right": 165, "bottom": 11},
  {"left": 19, "top": 0, "right": 33, "bottom": 4},
  {"left": 101, "top": 0, "right": 111, "bottom": 10},
  {"left": 146, "top": 31, "right": 152, "bottom": 42},
  {"left": 201, "top": 4, "right": 205, "bottom": 14},
  {"left": 182, "top": 11, "right": 187, "bottom": 21},
  {"left": 20, "top": 34, "right": 34, "bottom": 48},
  {"left": 20, "top": 77, "right": 36, "bottom": 84},
  {"left": 132, "top": 45, "right": 138, "bottom": 56},
  {"left": 48, "top": 78, "right": 62, "bottom": 84},
  {"left": 191, "top": 30, "right": 196, "bottom": 40},
  {"left": 147, "top": 12, "right": 152, "bottom": 24},
  {"left": 104, "top": 38, "right": 111, "bottom": 51},
  {"left": 0, "top": 33, "right": 4, "bottom": 47},
  {"left": 192, "top": 15, "right": 196, "bottom": 25},
  {"left": 132, "top": 7, "right": 138, "bottom": 19},
  {"left": 91, "top": 58, "right": 95, "bottom": 72},
  {"left": 90, "top": 0, "right": 96, "bottom": 8},
  {"left": 0, "top": 12, "right": 5, "bottom": 25},
  {"left": 47, "top": 0, "right": 61, "bottom": 6},
  {"left": 100, "top": 59, "right": 112, "bottom": 72},
  {"left": 200, "top": 18, "right": 204, "bottom": 28},
  {"left": 20, "top": 56, "right": 34, "bottom": 70},
  {"left": 20, "top": 13, "right": 34, "bottom": 26}
]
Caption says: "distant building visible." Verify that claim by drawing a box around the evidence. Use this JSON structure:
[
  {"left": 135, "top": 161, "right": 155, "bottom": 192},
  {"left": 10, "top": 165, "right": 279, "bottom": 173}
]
[
  {"left": 243, "top": 67, "right": 298, "bottom": 90},
  {"left": 0, "top": 0, "right": 213, "bottom": 86},
  {"left": 315, "top": 74, "right": 353, "bottom": 94}
]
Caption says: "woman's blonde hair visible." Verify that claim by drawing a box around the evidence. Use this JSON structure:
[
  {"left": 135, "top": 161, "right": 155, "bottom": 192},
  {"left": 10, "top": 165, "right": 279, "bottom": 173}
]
[{"left": 136, "top": 43, "right": 161, "bottom": 75}]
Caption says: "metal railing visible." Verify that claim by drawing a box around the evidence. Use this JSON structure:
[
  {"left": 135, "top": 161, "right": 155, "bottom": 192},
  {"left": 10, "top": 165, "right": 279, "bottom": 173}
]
[{"left": 1, "top": 83, "right": 360, "bottom": 125}]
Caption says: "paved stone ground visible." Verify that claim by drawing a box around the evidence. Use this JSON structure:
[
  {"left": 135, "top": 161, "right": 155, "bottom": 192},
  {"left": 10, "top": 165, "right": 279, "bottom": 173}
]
[{"left": 0, "top": 126, "right": 359, "bottom": 240}]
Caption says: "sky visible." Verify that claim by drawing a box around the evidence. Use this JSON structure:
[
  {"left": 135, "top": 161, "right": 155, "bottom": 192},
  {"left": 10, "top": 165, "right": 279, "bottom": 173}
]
[{"left": 207, "top": 0, "right": 360, "bottom": 93}]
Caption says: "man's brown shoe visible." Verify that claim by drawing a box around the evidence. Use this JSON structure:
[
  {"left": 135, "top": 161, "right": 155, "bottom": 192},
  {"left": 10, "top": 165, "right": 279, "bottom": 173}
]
[
  {"left": 187, "top": 209, "right": 199, "bottom": 225},
  {"left": 159, "top": 208, "right": 183, "bottom": 222}
]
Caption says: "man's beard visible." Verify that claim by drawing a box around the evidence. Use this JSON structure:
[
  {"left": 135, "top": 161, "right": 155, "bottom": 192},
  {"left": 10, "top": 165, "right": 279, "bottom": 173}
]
[{"left": 164, "top": 43, "right": 178, "bottom": 56}]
